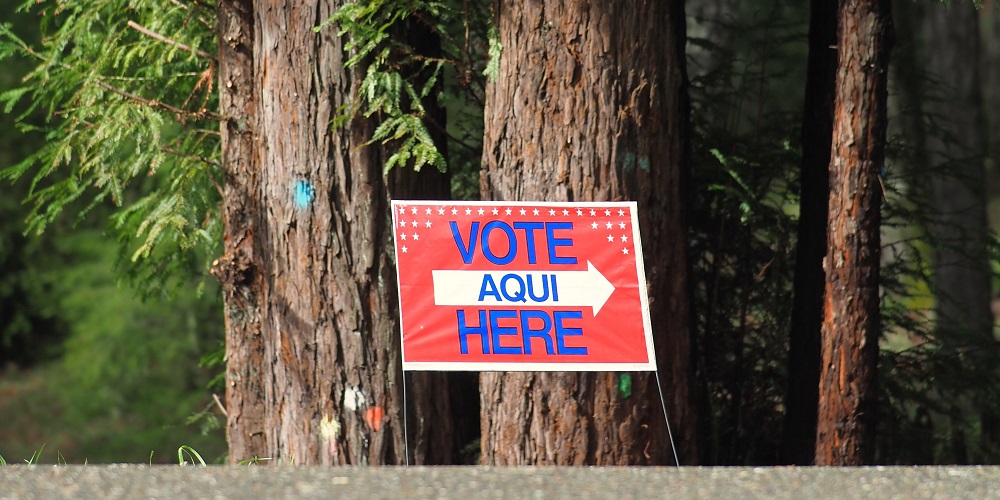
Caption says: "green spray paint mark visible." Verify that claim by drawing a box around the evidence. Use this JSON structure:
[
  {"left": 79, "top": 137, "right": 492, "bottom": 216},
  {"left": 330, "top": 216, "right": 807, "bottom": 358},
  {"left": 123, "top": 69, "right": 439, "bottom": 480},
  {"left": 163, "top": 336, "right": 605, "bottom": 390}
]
[
  {"left": 617, "top": 374, "right": 633, "bottom": 399},
  {"left": 622, "top": 152, "right": 637, "bottom": 171},
  {"left": 638, "top": 156, "right": 650, "bottom": 171}
]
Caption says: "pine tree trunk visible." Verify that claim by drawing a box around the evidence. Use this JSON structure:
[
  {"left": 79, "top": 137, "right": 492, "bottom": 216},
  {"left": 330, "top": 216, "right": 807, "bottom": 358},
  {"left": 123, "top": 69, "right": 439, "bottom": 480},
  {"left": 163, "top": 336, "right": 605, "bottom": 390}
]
[
  {"left": 815, "top": 0, "right": 893, "bottom": 466},
  {"left": 213, "top": 0, "right": 453, "bottom": 465},
  {"left": 215, "top": 0, "right": 267, "bottom": 463},
  {"left": 479, "top": 0, "right": 696, "bottom": 465},
  {"left": 781, "top": 0, "right": 838, "bottom": 466}
]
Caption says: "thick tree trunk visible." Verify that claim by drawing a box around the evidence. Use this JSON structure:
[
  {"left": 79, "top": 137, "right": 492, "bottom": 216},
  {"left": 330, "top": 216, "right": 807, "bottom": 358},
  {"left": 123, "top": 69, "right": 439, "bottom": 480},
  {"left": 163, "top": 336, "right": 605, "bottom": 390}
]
[
  {"left": 815, "top": 0, "right": 893, "bottom": 466},
  {"left": 479, "top": 0, "right": 696, "bottom": 465},
  {"left": 215, "top": 0, "right": 267, "bottom": 463},
  {"left": 781, "top": 0, "right": 838, "bottom": 466},
  {"left": 214, "top": 0, "right": 453, "bottom": 465}
]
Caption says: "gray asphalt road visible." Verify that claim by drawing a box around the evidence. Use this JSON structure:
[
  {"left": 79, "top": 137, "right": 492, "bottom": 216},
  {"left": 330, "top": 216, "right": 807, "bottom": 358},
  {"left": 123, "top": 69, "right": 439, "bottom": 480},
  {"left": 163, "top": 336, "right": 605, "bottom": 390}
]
[{"left": 2, "top": 465, "right": 999, "bottom": 499}]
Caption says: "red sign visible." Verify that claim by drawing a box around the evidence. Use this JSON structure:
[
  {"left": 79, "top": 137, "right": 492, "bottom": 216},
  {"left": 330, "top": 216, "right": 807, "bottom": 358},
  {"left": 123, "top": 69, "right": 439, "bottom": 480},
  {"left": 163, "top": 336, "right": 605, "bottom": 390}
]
[{"left": 392, "top": 201, "right": 656, "bottom": 371}]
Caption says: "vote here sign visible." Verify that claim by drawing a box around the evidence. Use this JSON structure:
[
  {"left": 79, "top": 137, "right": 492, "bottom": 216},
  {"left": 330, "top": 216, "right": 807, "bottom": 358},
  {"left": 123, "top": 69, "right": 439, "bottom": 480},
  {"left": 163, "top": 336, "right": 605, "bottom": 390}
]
[{"left": 392, "top": 200, "right": 656, "bottom": 372}]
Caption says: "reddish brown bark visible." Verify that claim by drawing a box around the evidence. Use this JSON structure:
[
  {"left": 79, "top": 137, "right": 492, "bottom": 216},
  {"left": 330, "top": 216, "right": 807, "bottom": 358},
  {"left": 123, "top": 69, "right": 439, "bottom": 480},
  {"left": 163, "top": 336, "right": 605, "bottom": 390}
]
[
  {"left": 815, "top": 0, "right": 893, "bottom": 466},
  {"left": 213, "top": 0, "right": 452, "bottom": 465},
  {"left": 479, "top": 0, "right": 696, "bottom": 465},
  {"left": 214, "top": 0, "right": 267, "bottom": 463}
]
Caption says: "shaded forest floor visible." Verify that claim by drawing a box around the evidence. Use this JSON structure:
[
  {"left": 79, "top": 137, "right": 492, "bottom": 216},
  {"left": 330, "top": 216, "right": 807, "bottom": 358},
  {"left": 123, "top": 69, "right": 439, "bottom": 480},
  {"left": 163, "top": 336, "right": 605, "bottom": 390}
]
[{"left": 0, "top": 367, "right": 225, "bottom": 464}]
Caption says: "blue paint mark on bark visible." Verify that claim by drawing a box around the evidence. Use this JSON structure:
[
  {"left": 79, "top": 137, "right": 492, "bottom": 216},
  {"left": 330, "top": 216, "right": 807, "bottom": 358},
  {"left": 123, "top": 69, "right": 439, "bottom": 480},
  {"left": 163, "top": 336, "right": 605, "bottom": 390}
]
[{"left": 294, "top": 180, "right": 315, "bottom": 208}]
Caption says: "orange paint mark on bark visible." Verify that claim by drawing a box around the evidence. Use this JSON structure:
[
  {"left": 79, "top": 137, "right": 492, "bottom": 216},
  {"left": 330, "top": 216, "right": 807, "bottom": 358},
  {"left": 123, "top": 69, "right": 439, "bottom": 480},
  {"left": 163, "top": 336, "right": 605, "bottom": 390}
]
[{"left": 365, "top": 407, "right": 384, "bottom": 431}]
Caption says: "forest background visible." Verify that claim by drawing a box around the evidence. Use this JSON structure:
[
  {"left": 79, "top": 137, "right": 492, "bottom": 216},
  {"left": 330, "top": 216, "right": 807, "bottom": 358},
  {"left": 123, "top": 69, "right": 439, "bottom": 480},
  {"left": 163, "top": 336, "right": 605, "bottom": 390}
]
[{"left": 1, "top": 0, "right": 999, "bottom": 465}]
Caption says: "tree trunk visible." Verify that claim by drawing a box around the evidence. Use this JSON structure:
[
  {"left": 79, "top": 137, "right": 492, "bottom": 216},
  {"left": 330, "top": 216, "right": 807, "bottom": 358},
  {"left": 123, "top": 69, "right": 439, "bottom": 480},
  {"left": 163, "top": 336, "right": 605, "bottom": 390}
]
[
  {"left": 988, "top": 2, "right": 1000, "bottom": 166},
  {"left": 815, "top": 0, "right": 893, "bottom": 466},
  {"left": 781, "top": 0, "right": 838, "bottom": 466},
  {"left": 479, "top": 0, "right": 696, "bottom": 465},
  {"left": 923, "top": 0, "right": 990, "bottom": 357},
  {"left": 213, "top": 0, "right": 453, "bottom": 465},
  {"left": 921, "top": 0, "right": 991, "bottom": 464}
]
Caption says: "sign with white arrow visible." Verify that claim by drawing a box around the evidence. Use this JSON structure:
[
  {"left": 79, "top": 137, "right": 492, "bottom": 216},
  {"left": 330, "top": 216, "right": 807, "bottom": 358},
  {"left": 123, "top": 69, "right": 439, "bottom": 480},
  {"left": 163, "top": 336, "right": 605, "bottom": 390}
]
[
  {"left": 392, "top": 200, "right": 656, "bottom": 372},
  {"left": 432, "top": 261, "right": 615, "bottom": 315}
]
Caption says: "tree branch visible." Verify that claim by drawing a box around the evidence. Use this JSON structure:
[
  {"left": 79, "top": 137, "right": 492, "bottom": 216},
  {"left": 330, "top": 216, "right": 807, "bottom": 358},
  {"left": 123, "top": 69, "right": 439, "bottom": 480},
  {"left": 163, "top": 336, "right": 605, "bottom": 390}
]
[
  {"left": 97, "top": 80, "right": 223, "bottom": 122},
  {"left": 127, "top": 20, "right": 216, "bottom": 61},
  {"left": 167, "top": 0, "right": 215, "bottom": 30},
  {"left": 160, "top": 144, "right": 220, "bottom": 169}
]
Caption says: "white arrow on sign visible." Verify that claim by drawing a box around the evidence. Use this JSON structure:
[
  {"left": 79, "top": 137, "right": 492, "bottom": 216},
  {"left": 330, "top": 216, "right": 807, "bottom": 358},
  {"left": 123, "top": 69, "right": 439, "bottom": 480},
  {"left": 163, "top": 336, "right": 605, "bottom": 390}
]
[{"left": 431, "top": 261, "right": 616, "bottom": 316}]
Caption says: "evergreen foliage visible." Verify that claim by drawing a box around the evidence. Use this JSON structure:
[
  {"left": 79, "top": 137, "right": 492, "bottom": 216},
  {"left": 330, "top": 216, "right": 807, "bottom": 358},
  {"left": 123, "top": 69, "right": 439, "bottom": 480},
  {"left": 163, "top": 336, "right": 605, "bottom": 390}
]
[
  {"left": 0, "top": 0, "right": 66, "bottom": 368},
  {"left": 0, "top": 0, "right": 226, "bottom": 463},
  {"left": 0, "top": 0, "right": 221, "bottom": 296},
  {"left": 324, "top": 0, "right": 489, "bottom": 194}
]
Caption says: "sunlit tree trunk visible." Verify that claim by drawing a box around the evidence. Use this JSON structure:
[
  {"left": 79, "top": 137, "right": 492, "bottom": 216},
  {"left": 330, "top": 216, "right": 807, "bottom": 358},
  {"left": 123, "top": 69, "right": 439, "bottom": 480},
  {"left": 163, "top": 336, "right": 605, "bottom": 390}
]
[
  {"left": 213, "top": 0, "right": 453, "bottom": 465},
  {"left": 815, "top": 0, "right": 893, "bottom": 466},
  {"left": 479, "top": 0, "right": 696, "bottom": 465}
]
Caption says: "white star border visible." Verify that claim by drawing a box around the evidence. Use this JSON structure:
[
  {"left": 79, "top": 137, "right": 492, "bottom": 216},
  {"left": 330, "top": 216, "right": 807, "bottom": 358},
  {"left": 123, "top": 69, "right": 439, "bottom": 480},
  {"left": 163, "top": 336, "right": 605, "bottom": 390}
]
[
  {"left": 390, "top": 199, "right": 657, "bottom": 372},
  {"left": 390, "top": 200, "right": 641, "bottom": 260}
]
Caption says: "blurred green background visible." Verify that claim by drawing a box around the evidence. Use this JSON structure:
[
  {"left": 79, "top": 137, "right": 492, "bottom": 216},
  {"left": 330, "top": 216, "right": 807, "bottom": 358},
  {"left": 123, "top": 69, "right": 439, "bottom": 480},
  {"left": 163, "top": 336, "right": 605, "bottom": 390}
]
[{"left": 0, "top": 3, "right": 226, "bottom": 464}]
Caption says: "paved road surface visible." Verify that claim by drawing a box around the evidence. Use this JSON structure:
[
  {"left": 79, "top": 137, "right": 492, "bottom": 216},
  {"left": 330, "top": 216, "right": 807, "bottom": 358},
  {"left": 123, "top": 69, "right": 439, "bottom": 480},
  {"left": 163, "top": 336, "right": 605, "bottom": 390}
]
[{"left": 2, "top": 465, "right": 999, "bottom": 499}]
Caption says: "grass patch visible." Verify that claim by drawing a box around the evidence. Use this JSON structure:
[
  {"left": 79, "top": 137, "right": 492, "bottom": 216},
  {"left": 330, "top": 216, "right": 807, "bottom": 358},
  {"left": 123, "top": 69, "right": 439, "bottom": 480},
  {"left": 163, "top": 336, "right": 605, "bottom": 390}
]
[{"left": 0, "top": 367, "right": 225, "bottom": 464}]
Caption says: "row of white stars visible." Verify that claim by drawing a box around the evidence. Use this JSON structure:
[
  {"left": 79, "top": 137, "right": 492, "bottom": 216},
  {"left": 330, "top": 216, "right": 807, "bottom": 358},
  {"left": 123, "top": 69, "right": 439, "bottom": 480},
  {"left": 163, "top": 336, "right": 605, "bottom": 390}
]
[
  {"left": 399, "top": 220, "right": 433, "bottom": 228},
  {"left": 397, "top": 206, "right": 629, "bottom": 218},
  {"left": 396, "top": 206, "right": 632, "bottom": 255},
  {"left": 400, "top": 232, "right": 628, "bottom": 243},
  {"left": 397, "top": 219, "right": 630, "bottom": 230},
  {"left": 399, "top": 233, "right": 630, "bottom": 254}
]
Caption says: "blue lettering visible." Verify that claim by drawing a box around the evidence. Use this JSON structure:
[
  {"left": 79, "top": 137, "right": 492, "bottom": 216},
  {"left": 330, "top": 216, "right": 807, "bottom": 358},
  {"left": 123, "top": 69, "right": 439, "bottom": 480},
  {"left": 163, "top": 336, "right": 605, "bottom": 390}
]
[
  {"left": 457, "top": 310, "right": 489, "bottom": 354},
  {"left": 478, "top": 275, "right": 502, "bottom": 302},
  {"left": 500, "top": 274, "right": 528, "bottom": 302},
  {"left": 526, "top": 274, "right": 551, "bottom": 302},
  {"left": 520, "top": 310, "right": 554, "bottom": 355},
  {"left": 455, "top": 309, "right": 587, "bottom": 356},
  {"left": 513, "top": 222, "right": 544, "bottom": 264},
  {"left": 554, "top": 310, "right": 587, "bottom": 355},
  {"left": 482, "top": 221, "right": 516, "bottom": 265},
  {"left": 545, "top": 222, "right": 577, "bottom": 265},
  {"left": 451, "top": 221, "right": 478, "bottom": 264},
  {"left": 489, "top": 310, "right": 521, "bottom": 354}
]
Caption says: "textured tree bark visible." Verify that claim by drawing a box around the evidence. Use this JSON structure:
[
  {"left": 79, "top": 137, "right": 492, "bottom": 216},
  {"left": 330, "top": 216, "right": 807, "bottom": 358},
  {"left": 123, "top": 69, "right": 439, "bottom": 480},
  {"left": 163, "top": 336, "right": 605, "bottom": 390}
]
[
  {"left": 213, "top": 0, "right": 453, "bottom": 465},
  {"left": 215, "top": 0, "right": 268, "bottom": 463},
  {"left": 815, "top": 0, "right": 893, "bottom": 466},
  {"left": 479, "top": 0, "right": 696, "bottom": 465},
  {"left": 781, "top": 0, "right": 838, "bottom": 466}
]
